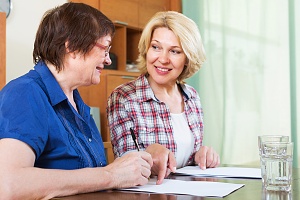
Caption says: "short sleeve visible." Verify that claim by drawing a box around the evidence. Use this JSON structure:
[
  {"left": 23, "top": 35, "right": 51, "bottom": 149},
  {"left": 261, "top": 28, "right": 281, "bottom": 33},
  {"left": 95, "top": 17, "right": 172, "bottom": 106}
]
[{"left": 0, "top": 80, "right": 50, "bottom": 157}]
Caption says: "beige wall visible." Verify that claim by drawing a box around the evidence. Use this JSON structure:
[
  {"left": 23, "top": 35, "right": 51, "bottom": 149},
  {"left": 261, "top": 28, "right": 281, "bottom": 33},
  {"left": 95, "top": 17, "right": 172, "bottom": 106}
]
[{"left": 6, "top": 0, "right": 67, "bottom": 82}]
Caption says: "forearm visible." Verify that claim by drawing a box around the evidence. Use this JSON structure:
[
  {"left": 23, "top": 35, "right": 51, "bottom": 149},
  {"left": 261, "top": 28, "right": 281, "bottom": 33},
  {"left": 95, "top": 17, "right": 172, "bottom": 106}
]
[{"left": 0, "top": 167, "right": 113, "bottom": 200}]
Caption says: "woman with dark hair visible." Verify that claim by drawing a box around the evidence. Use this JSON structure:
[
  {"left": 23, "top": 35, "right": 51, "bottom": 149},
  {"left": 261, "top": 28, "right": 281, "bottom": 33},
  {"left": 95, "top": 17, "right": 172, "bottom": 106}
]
[{"left": 0, "top": 3, "right": 152, "bottom": 199}]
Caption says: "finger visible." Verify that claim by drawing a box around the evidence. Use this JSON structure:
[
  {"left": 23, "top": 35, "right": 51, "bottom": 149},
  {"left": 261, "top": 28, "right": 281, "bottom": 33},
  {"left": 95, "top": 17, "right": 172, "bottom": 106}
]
[
  {"left": 212, "top": 154, "right": 220, "bottom": 167},
  {"left": 140, "top": 151, "right": 153, "bottom": 168},
  {"left": 156, "top": 163, "right": 167, "bottom": 185},
  {"left": 207, "top": 149, "right": 220, "bottom": 168},
  {"left": 138, "top": 175, "right": 150, "bottom": 186},
  {"left": 205, "top": 148, "right": 214, "bottom": 168},
  {"left": 165, "top": 168, "right": 172, "bottom": 179},
  {"left": 141, "top": 164, "right": 152, "bottom": 179},
  {"left": 212, "top": 152, "right": 219, "bottom": 168},
  {"left": 198, "top": 146, "right": 208, "bottom": 170},
  {"left": 167, "top": 151, "right": 177, "bottom": 173}
]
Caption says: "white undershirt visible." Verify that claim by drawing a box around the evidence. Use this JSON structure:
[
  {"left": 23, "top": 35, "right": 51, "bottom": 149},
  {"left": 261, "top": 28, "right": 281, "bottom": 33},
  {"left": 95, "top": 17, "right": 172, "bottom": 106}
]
[{"left": 171, "top": 112, "right": 194, "bottom": 168}]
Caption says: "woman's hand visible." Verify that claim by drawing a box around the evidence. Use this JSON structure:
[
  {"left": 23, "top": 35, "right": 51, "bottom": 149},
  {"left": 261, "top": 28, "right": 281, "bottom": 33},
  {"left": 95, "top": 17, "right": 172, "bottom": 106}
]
[
  {"left": 146, "top": 143, "right": 177, "bottom": 185},
  {"left": 107, "top": 151, "right": 153, "bottom": 188},
  {"left": 194, "top": 146, "right": 220, "bottom": 170}
]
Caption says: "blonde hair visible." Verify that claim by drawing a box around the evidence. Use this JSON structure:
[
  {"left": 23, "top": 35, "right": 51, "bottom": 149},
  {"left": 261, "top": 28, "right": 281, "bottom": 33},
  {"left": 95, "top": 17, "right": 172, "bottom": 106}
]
[{"left": 137, "top": 11, "right": 206, "bottom": 83}]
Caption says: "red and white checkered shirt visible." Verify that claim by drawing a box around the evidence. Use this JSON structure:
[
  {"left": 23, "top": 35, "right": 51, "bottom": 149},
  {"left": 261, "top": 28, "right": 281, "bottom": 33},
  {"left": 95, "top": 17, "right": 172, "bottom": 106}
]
[{"left": 107, "top": 74, "right": 204, "bottom": 166}]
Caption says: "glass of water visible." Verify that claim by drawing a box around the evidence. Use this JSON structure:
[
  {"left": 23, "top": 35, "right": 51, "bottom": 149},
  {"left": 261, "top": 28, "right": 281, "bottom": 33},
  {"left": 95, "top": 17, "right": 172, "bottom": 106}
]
[
  {"left": 258, "top": 135, "right": 289, "bottom": 155},
  {"left": 260, "top": 141, "right": 293, "bottom": 192}
]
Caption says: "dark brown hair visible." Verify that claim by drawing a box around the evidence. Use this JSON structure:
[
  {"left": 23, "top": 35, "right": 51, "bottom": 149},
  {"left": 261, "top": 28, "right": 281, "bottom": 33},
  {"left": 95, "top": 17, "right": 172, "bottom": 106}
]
[{"left": 33, "top": 2, "right": 115, "bottom": 71}]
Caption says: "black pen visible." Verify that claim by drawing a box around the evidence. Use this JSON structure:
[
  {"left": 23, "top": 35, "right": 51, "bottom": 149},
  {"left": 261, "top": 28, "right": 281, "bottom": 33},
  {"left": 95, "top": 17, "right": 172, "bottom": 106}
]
[
  {"left": 130, "top": 128, "right": 140, "bottom": 151},
  {"left": 130, "top": 128, "right": 150, "bottom": 180}
]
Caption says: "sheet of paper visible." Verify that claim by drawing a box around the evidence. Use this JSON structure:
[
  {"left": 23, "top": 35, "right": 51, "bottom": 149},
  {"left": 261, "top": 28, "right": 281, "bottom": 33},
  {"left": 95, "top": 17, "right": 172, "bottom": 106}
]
[
  {"left": 121, "top": 178, "right": 244, "bottom": 197},
  {"left": 175, "top": 166, "right": 261, "bottom": 179}
]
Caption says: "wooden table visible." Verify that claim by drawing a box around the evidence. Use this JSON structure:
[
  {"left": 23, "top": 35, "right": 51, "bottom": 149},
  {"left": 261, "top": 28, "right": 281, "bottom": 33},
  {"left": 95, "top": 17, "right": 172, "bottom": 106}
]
[{"left": 54, "top": 168, "right": 300, "bottom": 200}]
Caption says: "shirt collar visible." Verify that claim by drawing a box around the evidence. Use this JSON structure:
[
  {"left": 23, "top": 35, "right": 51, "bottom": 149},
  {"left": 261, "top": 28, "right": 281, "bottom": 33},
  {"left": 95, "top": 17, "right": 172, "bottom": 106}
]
[
  {"left": 179, "top": 83, "right": 193, "bottom": 100},
  {"left": 135, "top": 74, "right": 156, "bottom": 102},
  {"left": 34, "top": 61, "right": 67, "bottom": 106}
]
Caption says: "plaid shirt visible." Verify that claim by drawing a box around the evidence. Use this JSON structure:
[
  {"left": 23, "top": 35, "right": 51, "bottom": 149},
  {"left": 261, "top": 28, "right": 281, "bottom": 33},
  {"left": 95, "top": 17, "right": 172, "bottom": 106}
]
[{"left": 107, "top": 74, "right": 203, "bottom": 166}]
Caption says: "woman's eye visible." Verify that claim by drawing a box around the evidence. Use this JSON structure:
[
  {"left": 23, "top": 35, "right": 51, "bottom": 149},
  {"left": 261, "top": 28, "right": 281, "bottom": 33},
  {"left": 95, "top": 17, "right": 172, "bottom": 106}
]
[
  {"left": 170, "top": 49, "right": 181, "bottom": 55},
  {"left": 151, "top": 45, "right": 160, "bottom": 50}
]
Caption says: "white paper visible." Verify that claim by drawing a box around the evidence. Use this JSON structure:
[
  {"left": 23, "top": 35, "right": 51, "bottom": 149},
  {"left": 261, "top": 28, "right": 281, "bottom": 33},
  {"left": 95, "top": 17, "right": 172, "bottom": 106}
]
[
  {"left": 121, "top": 178, "right": 244, "bottom": 197},
  {"left": 175, "top": 166, "right": 262, "bottom": 179}
]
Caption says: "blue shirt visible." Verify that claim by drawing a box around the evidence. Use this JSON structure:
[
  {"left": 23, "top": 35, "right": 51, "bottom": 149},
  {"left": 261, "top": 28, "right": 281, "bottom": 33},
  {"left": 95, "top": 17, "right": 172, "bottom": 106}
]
[{"left": 0, "top": 61, "right": 107, "bottom": 169}]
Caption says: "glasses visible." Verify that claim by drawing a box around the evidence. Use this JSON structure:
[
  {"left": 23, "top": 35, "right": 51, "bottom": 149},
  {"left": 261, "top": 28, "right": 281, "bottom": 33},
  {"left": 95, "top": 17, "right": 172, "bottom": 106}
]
[{"left": 95, "top": 43, "right": 111, "bottom": 57}]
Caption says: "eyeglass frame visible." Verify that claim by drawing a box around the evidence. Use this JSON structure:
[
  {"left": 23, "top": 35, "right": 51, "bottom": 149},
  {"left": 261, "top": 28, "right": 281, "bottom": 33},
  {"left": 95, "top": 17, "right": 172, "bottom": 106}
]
[{"left": 95, "top": 43, "right": 112, "bottom": 57}]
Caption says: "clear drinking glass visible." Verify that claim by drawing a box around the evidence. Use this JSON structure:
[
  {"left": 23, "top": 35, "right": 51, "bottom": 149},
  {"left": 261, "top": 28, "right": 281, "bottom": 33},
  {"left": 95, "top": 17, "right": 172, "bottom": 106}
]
[
  {"left": 258, "top": 135, "right": 289, "bottom": 155},
  {"left": 260, "top": 141, "right": 293, "bottom": 192}
]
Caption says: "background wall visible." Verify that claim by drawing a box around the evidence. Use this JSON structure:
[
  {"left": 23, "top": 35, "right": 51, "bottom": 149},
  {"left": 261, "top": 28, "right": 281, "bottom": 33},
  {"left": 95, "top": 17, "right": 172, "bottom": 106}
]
[
  {"left": 183, "top": 0, "right": 300, "bottom": 166},
  {"left": 6, "top": 0, "right": 67, "bottom": 82},
  {"left": 5, "top": 0, "right": 299, "bottom": 166}
]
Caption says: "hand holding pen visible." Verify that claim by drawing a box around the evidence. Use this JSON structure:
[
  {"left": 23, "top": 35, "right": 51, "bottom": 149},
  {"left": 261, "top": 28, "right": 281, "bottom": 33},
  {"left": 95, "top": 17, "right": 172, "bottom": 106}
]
[
  {"left": 130, "top": 128, "right": 150, "bottom": 180},
  {"left": 130, "top": 128, "right": 176, "bottom": 184}
]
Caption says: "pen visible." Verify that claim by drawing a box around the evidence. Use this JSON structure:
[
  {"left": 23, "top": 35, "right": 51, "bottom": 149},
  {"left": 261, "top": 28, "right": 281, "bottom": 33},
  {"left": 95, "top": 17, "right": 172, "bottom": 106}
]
[
  {"left": 130, "top": 128, "right": 150, "bottom": 180},
  {"left": 130, "top": 128, "right": 141, "bottom": 151}
]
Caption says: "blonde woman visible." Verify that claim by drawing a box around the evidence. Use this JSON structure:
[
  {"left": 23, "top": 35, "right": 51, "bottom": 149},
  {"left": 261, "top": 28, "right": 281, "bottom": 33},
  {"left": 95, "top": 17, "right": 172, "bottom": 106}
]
[{"left": 107, "top": 11, "right": 220, "bottom": 185}]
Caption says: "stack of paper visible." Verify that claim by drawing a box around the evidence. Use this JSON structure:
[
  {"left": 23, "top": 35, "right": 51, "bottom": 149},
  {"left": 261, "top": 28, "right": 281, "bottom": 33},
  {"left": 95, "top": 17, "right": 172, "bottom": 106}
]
[
  {"left": 175, "top": 166, "right": 262, "bottom": 179},
  {"left": 120, "top": 167, "right": 261, "bottom": 197},
  {"left": 121, "top": 178, "right": 244, "bottom": 197}
]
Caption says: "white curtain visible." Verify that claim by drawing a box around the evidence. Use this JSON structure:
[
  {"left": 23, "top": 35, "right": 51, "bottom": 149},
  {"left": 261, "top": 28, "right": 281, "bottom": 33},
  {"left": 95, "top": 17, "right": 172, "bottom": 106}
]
[{"left": 183, "top": 0, "right": 299, "bottom": 166}]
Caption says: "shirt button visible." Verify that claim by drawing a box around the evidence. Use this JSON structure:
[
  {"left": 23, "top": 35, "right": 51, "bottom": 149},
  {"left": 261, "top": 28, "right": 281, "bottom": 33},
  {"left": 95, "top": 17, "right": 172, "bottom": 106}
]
[{"left": 88, "top": 138, "right": 92, "bottom": 142}]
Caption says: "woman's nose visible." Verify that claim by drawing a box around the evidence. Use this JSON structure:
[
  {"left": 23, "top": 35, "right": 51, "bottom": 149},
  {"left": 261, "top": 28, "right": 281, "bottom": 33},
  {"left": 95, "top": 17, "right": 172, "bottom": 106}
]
[
  {"left": 104, "top": 54, "right": 112, "bottom": 66},
  {"left": 159, "top": 51, "right": 170, "bottom": 64}
]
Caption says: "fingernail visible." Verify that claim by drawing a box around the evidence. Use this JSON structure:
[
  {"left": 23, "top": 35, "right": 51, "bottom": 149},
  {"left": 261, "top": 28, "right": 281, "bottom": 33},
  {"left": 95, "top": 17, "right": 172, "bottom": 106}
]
[{"left": 199, "top": 163, "right": 206, "bottom": 170}]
